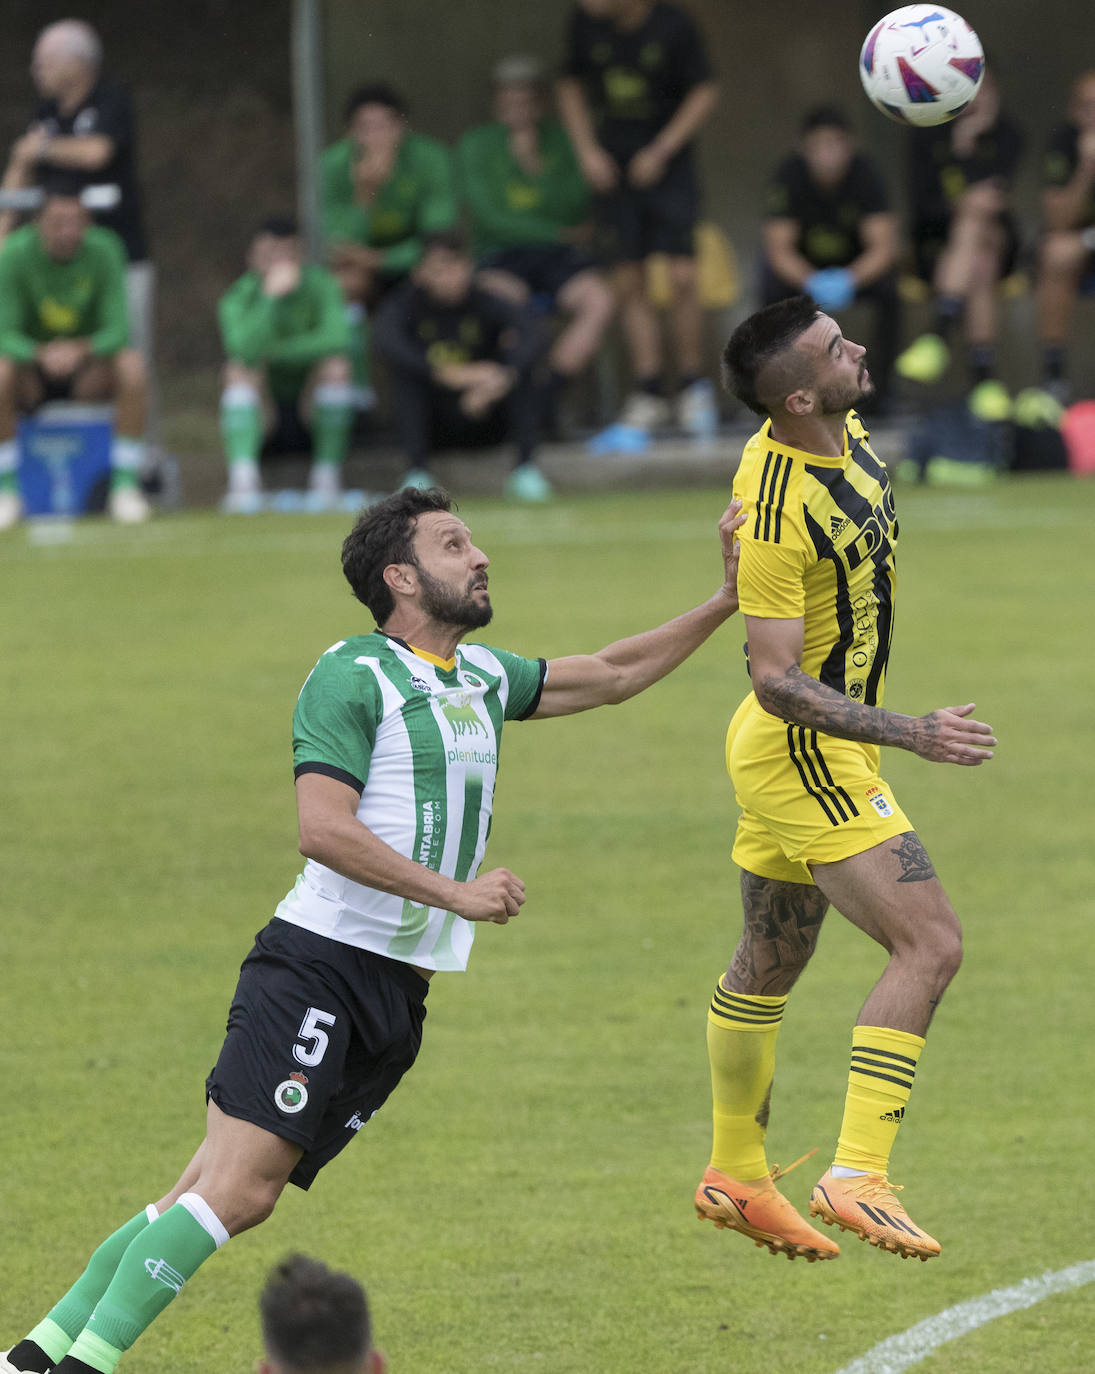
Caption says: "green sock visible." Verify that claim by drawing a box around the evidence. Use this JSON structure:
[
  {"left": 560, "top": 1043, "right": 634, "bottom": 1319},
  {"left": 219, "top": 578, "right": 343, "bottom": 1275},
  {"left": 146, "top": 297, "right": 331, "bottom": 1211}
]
[
  {"left": 311, "top": 383, "right": 353, "bottom": 469},
  {"left": 23, "top": 1208, "right": 157, "bottom": 1362},
  {"left": 345, "top": 303, "right": 370, "bottom": 391},
  {"left": 66, "top": 1195, "right": 227, "bottom": 1372},
  {"left": 220, "top": 383, "right": 263, "bottom": 465}
]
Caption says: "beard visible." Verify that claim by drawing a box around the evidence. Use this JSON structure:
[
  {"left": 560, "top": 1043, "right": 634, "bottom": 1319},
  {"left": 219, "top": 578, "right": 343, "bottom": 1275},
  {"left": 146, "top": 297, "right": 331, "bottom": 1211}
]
[
  {"left": 417, "top": 565, "right": 493, "bottom": 630},
  {"left": 817, "top": 361, "right": 874, "bottom": 416}
]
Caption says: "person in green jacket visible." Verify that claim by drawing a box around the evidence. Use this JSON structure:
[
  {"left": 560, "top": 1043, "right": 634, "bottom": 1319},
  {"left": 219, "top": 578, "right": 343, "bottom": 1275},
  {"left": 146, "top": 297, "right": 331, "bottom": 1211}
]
[
  {"left": 321, "top": 83, "right": 457, "bottom": 408},
  {"left": 0, "top": 192, "right": 150, "bottom": 527},
  {"left": 458, "top": 54, "right": 614, "bottom": 431},
  {"left": 217, "top": 217, "right": 354, "bottom": 514}
]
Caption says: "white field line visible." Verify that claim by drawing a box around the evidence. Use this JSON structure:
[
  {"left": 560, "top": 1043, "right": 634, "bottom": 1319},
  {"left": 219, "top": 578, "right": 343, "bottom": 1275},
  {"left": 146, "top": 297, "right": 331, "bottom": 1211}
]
[{"left": 833, "top": 1258, "right": 1095, "bottom": 1374}]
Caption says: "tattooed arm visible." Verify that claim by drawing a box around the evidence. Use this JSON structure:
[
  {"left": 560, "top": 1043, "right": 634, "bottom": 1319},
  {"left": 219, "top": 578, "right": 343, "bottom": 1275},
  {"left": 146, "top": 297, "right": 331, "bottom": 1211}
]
[{"left": 746, "top": 615, "right": 996, "bottom": 766}]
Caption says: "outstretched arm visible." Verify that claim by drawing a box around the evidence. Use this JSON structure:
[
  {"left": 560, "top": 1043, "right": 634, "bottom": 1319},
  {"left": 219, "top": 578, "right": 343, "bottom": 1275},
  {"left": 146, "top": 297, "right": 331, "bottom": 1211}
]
[
  {"left": 531, "top": 501, "right": 743, "bottom": 719},
  {"left": 295, "top": 772, "right": 525, "bottom": 922},
  {"left": 746, "top": 615, "right": 996, "bottom": 765}
]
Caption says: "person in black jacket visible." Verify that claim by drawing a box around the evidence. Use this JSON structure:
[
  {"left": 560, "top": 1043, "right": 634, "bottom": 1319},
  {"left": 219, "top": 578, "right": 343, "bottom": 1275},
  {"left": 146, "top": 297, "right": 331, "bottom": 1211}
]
[{"left": 373, "top": 231, "right": 551, "bottom": 501}]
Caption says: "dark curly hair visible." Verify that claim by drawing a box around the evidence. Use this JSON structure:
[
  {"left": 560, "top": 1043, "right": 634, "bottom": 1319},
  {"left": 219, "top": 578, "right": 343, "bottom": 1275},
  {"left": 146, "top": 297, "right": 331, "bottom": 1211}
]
[{"left": 341, "top": 486, "right": 454, "bottom": 624}]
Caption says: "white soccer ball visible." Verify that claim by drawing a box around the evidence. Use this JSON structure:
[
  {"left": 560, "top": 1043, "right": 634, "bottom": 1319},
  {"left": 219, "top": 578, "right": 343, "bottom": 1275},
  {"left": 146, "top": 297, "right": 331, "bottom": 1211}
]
[{"left": 859, "top": 6, "right": 985, "bottom": 127}]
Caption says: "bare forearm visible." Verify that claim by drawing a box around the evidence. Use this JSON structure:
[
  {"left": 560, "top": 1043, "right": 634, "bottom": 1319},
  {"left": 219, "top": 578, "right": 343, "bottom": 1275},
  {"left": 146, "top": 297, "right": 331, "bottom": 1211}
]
[
  {"left": 556, "top": 79, "right": 599, "bottom": 155},
  {"left": 40, "top": 134, "right": 113, "bottom": 172},
  {"left": 650, "top": 82, "right": 719, "bottom": 159},
  {"left": 597, "top": 588, "right": 737, "bottom": 702},
  {"left": 301, "top": 814, "right": 460, "bottom": 910},
  {"left": 755, "top": 663, "right": 925, "bottom": 750}
]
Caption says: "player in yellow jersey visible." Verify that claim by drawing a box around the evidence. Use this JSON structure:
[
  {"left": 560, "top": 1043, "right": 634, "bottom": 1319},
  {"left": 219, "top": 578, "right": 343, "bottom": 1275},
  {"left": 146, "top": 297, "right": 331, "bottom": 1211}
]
[{"left": 694, "top": 295, "right": 996, "bottom": 1262}]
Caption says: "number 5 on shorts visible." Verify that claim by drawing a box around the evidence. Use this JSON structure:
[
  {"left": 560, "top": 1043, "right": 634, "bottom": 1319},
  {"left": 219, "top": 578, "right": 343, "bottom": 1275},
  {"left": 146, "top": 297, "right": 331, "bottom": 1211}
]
[{"left": 293, "top": 1006, "right": 337, "bottom": 1066}]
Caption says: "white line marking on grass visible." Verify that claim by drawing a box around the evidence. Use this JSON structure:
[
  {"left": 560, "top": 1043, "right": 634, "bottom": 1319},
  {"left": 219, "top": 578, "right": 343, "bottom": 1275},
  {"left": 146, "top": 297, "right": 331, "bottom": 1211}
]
[{"left": 834, "top": 1259, "right": 1095, "bottom": 1373}]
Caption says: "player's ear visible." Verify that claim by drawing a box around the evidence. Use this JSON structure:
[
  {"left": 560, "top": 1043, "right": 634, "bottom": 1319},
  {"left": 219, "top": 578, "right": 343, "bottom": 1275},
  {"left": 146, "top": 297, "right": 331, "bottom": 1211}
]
[
  {"left": 785, "top": 387, "right": 815, "bottom": 416},
  {"left": 382, "top": 562, "right": 417, "bottom": 598}
]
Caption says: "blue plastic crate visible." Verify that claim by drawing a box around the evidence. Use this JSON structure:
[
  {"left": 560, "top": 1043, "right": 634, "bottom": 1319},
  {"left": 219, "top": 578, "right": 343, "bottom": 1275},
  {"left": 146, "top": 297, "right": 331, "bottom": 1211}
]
[{"left": 18, "top": 404, "right": 113, "bottom": 516}]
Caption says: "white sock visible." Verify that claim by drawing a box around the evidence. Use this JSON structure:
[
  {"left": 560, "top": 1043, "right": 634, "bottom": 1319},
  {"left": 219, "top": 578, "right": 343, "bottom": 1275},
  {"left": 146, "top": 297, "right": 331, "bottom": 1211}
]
[
  {"left": 112, "top": 436, "right": 145, "bottom": 473},
  {"left": 829, "top": 1165, "right": 869, "bottom": 1178},
  {"left": 0, "top": 438, "right": 16, "bottom": 475}
]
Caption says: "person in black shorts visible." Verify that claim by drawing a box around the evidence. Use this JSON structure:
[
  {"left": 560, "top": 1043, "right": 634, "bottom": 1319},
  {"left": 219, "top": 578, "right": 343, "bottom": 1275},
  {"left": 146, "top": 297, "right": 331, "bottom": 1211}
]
[
  {"left": 557, "top": 0, "right": 719, "bottom": 432},
  {"left": 373, "top": 230, "right": 552, "bottom": 501},
  {"left": 761, "top": 106, "right": 900, "bottom": 413},
  {"left": 1033, "top": 69, "right": 1095, "bottom": 402},
  {"left": 896, "top": 69, "right": 1023, "bottom": 414},
  {"left": 3, "top": 486, "right": 744, "bottom": 1374}
]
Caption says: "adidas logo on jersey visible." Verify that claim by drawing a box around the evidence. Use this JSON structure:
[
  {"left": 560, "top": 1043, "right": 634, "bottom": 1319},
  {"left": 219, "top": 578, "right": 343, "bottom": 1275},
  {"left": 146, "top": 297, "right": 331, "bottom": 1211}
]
[{"left": 830, "top": 514, "right": 851, "bottom": 540}]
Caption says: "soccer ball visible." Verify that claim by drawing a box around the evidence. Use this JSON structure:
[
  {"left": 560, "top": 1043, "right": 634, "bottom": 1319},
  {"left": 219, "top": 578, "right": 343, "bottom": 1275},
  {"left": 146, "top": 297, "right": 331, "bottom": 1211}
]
[{"left": 859, "top": 6, "right": 985, "bottom": 127}]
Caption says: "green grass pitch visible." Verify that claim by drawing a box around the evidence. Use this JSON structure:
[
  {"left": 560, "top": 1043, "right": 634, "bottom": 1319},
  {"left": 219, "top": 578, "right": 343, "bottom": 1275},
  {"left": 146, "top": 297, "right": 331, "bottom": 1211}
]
[{"left": 3, "top": 475, "right": 1094, "bottom": 1373}]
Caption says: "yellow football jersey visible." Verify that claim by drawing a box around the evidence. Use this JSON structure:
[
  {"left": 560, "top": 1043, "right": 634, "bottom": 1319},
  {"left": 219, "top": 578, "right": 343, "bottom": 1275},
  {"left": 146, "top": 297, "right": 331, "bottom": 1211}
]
[{"left": 732, "top": 411, "right": 897, "bottom": 708}]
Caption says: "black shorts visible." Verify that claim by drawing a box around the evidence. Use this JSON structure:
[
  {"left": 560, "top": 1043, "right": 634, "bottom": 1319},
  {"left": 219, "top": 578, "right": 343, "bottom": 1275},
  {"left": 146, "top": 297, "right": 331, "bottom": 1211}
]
[
  {"left": 477, "top": 243, "right": 595, "bottom": 301},
  {"left": 206, "top": 918, "right": 429, "bottom": 1190},
  {"left": 595, "top": 152, "right": 699, "bottom": 263},
  {"left": 912, "top": 213, "right": 1021, "bottom": 284}
]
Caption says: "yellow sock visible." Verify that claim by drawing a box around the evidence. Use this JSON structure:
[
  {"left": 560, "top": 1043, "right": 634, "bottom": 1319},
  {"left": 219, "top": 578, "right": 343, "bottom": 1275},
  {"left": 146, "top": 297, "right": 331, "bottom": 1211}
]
[
  {"left": 706, "top": 983, "right": 787, "bottom": 1181},
  {"left": 833, "top": 1025, "right": 925, "bottom": 1175}
]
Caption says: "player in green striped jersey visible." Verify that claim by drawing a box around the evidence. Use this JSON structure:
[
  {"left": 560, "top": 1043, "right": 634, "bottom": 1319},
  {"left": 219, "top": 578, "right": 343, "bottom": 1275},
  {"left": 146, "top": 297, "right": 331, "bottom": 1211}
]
[{"left": 5, "top": 486, "right": 743, "bottom": 1374}]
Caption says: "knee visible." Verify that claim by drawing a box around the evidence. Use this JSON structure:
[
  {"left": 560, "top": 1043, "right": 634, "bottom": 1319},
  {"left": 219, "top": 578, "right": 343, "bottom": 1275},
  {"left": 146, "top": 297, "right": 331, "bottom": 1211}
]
[
  {"left": 921, "top": 918, "right": 963, "bottom": 989},
  {"left": 223, "top": 361, "right": 261, "bottom": 389},
  {"left": 573, "top": 274, "right": 616, "bottom": 325},
  {"left": 114, "top": 348, "right": 147, "bottom": 391},
  {"left": 1039, "top": 231, "right": 1084, "bottom": 278},
  {"left": 315, "top": 354, "right": 352, "bottom": 385},
  {"left": 667, "top": 256, "right": 697, "bottom": 298}
]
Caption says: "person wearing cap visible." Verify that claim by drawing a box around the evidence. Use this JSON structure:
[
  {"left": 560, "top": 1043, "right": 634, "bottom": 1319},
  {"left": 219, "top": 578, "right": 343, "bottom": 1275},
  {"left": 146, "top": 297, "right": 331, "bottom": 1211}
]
[
  {"left": 761, "top": 106, "right": 900, "bottom": 413},
  {"left": 457, "top": 54, "right": 615, "bottom": 437}
]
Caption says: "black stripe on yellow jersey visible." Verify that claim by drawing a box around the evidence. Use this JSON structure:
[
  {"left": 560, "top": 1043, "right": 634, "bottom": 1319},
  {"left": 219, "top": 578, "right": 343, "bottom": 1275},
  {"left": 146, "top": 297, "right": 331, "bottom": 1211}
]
[{"left": 733, "top": 412, "right": 898, "bottom": 710}]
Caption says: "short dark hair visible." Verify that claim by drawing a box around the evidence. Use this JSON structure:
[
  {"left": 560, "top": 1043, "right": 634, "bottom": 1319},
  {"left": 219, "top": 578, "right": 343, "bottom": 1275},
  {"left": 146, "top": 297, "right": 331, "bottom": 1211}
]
[
  {"left": 342, "top": 486, "right": 454, "bottom": 623},
  {"left": 344, "top": 82, "right": 407, "bottom": 123},
  {"left": 721, "top": 295, "right": 820, "bottom": 416},
  {"left": 419, "top": 228, "right": 468, "bottom": 258},
  {"left": 256, "top": 215, "right": 299, "bottom": 239},
  {"left": 259, "top": 1254, "right": 371, "bottom": 1369},
  {"left": 801, "top": 104, "right": 850, "bottom": 135}
]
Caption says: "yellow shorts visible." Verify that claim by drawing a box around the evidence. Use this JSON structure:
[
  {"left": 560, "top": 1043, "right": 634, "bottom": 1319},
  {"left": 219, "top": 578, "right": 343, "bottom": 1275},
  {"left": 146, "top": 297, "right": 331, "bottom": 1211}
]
[{"left": 726, "top": 694, "right": 913, "bottom": 886}]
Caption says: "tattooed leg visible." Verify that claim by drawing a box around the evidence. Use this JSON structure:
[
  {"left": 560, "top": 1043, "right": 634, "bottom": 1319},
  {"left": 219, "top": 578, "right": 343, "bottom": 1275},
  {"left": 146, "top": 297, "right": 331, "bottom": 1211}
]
[
  {"left": 811, "top": 831, "right": 963, "bottom": 1036},
  {"left": 724, "top": 870, "right": 830, "bottom": 996}
]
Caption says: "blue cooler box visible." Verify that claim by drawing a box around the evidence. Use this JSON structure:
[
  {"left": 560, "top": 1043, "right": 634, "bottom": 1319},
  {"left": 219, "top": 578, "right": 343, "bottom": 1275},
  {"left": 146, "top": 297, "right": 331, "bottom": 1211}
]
[{"left": 18, "top": 403, "right": 113, "bottom": 516}]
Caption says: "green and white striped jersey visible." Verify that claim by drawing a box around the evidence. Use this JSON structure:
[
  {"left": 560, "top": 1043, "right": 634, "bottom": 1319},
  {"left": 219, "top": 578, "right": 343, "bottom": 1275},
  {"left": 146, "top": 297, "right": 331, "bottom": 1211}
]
[{"left": 274, "top": 632, "right": 546, "bottom": 972}]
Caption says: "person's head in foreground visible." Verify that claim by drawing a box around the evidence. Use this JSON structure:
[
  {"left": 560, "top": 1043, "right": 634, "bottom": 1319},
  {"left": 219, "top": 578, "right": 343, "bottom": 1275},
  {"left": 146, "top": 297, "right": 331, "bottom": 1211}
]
[
  {"left": 721, "top": 295, "right": 873, "bottom": 422},
  {"left": 258, "top": 1253, "right": 386, "bottom": 1374},
  {"left": 342, "top": 486, "right": 493, "bottom": 634}
]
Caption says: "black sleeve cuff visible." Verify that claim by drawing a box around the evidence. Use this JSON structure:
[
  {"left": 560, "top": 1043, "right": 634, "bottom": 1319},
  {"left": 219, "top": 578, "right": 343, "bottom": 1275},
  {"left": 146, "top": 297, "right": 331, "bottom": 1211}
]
[
  {"left": 294, "top": 761, "right": 365, "bottom": 795},
  {"left": 516, "top": 659, "right": 548, "bottom": 721}
]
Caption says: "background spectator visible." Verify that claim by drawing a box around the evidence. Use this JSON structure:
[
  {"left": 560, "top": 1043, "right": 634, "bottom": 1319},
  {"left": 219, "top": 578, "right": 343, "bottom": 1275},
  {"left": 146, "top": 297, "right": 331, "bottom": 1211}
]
[
  {"left": 896, "top": 69, "right": 1023, "bottom": 417},
  {"left": 761, "top": 106, "right": 899, "bottom": 412},
  {"left": 0, "top": 192, "right": 149, "bottom": 527},
  {"left": 372, "top": 229, "right": 550, "bottom": 500},
  {"left": 0, "top": 20, "right": 152, "bottom": 353},
  {"left": 321, "top": 83, "right": 458, "bottom": 414},
  {"left": 258, "top": 1253, "right": 386, "bottom": 1374},
  {"left": 217, "top": 216, "right": 353, "bottom": 513},
  {"left": 1033, "top": 68, "right": 1095, "bottom": 404},
  {"left": 557, "top": 0, "right": 719, "bottom": 434},
  {"left": 458, "top": 53, "right": 615, "bottom": 435}
]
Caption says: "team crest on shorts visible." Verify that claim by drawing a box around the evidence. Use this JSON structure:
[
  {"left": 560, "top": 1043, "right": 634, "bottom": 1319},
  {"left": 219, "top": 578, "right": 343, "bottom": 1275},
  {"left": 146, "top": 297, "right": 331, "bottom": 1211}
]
[
  {"left": 865, "top": 785, "right": 895, "bottom": 818},
  {"left": 274, "top": 1071, "right": 309, "bottom": 1114}
]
